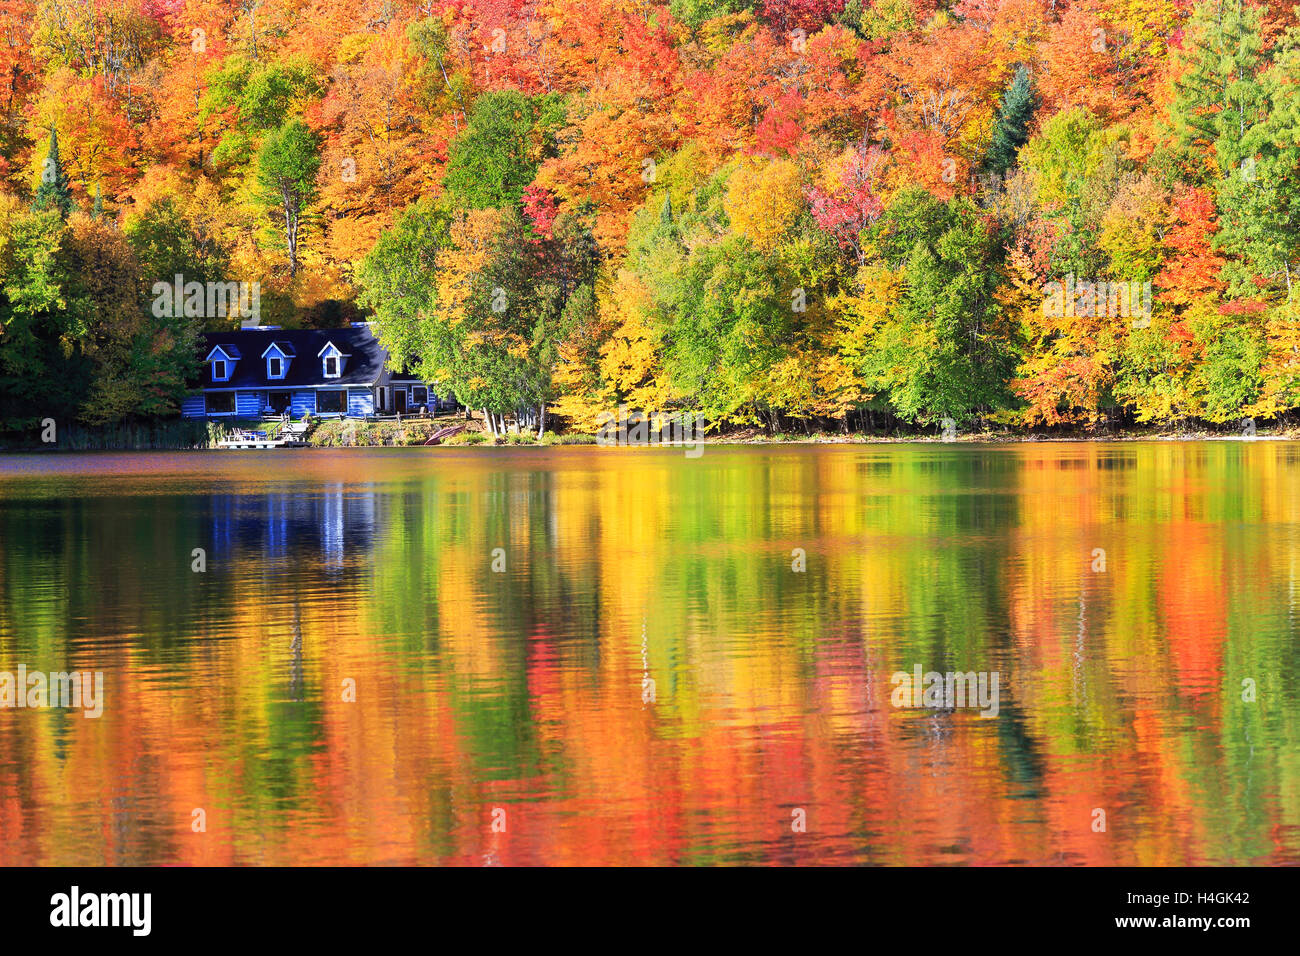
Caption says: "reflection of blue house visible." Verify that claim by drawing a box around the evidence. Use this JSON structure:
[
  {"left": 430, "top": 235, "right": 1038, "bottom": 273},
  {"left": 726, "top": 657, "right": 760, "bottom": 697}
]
[
  {"left": 182, "top": 324, "right": 450, "bottom": 419},
  {"left": 209, "top": 488, "right": 376, "bottom": 570}
]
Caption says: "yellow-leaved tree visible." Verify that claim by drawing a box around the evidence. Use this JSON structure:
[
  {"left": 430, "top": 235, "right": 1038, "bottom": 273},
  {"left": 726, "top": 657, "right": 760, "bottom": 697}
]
[
  {"left": 1250, "top": 301, "right": 1300, "bottom": 420},
  {"left": 1004, "top": 245, "right": 1117, "bottom": 427},
  {"left": 551, "top": 268, "right": 672, "bottom": 432},
  {"left": 723, "top": 158, "right": 803, "bottom": 253}
]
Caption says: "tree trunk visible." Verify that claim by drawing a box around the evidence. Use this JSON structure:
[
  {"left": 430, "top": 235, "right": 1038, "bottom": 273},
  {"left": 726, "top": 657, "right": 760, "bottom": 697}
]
[
  {"left": 483, "top": 409, "right": 494, "bottom": 437},
  {"left": 537, "top": 403, "right": 547, "bottom": 440},
  {"left": 282, "top": 184, "right": 298, "bottom": 278}
]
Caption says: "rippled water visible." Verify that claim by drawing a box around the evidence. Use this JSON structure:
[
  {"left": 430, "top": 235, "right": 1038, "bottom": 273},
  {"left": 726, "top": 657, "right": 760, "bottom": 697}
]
[{"left": 0, "top": 443, "right": 1297, "bottom": 865}]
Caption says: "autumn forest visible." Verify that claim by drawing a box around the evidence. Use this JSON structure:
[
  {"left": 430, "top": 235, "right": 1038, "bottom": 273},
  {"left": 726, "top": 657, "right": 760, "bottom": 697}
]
[{"left": 1, "top": 0, "right": 1298, "bottom": 435}]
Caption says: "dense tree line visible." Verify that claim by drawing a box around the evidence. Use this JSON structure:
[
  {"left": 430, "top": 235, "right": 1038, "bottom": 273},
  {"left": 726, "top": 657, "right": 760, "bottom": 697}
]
[{"left": 0, "top": 0, "right": 1297, "bottom": 434}]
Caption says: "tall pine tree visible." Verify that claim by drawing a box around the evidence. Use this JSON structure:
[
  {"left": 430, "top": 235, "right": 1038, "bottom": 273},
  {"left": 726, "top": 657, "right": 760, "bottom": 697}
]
[
  {"left": 1216, "top": 22, "right": 1300, "bottom": 301},
  {"left": 984, "top": 66, "right": 1036, "bottom": 178},
  {"left": 1166, "top": 0, "right": 1268, "bottom": 183},
  {"left": 32, "top": 126, "right": 72, "bottom": 218}
]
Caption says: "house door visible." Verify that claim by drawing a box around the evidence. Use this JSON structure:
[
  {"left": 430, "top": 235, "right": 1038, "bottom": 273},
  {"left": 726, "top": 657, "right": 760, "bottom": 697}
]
[
  {"left": 394, "top": 390, "right": 407, "bottom": 413},
  {"left": 270, "top": 391, "right": 291, "bottom": 414}
]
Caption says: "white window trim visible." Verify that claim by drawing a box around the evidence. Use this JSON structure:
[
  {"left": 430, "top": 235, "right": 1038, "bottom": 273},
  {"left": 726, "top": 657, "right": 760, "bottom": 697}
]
[
  {"left": 324, "top": 356, "right": 341, "bottom": 378},
  {"left": 267, "top": 356, "right": 285, "bottom": 379},
  {"left": 212, "top": 360, "right": 228, "bottom": 382}
]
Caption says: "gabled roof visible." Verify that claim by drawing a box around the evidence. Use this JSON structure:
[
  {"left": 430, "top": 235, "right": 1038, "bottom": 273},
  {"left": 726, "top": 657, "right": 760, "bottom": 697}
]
[
  {"left": 261, "top": 341, "right": 297, "bottom": 358},
  {"left": 206, "top": 344, "right": 241, "bottom": 361},
  {"left": 190, "top": 325, "right": 400, "bottom": 390},
  {"left": 317, "top": 341, "right": 349, "bottom": 357}
]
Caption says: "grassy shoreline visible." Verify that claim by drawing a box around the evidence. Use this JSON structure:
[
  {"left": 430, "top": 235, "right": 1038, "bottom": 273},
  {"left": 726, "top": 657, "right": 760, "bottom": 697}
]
[{"left": 4, "top": 416, "right": 1297, "bottom": 451}]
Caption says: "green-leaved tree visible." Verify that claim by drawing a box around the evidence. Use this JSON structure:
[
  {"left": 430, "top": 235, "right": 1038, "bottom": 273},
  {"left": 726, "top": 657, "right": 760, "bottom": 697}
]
[{"left": 256, "top": 119, "right": 321, "bottom": 277}]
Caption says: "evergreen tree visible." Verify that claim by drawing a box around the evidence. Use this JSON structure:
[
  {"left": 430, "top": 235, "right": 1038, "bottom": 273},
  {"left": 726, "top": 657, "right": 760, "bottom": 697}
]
[
  {"left": 1216, "top": 22, "right": 1300, "bottom": 300},
  {"left": 32, "top": 127, "right": 72, "bottom": 218},
  {"left": 1167, "top": 0, "right": 1268, "bottom": 183},
  {"left": 984, "top": 66, "right": 1036, "bottom": 178}
]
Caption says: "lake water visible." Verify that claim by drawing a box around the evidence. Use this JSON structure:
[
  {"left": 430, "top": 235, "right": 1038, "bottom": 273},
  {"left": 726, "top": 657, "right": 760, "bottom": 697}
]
[{"left": 0, "top": 443, "right": 1296, "bottom": 865}]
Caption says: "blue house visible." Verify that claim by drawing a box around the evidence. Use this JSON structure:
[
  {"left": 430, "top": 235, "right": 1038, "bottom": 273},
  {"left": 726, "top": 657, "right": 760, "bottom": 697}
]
[{"left": 182, "top": 324, "right": 448, "bottom": 419}]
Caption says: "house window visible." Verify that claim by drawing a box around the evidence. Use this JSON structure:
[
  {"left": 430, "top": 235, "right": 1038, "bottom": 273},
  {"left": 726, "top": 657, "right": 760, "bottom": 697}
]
[
  {"left": 205, "top": 392, "right": 235, "bottom": 414},
  {"left": 317, "top": 390, "right": 345, "bottom": 414},
  {"left": 268, "top": 357, "right": 282, "bottom": 378},
  {"left": 413, "top": 387, "right": 428, "bottom": 406},
  {"left": 212, "top": 360, "right": 227, "bottom": 382},
  {"left": 324, "top": 356, "right": 339, "bottom": 378}
]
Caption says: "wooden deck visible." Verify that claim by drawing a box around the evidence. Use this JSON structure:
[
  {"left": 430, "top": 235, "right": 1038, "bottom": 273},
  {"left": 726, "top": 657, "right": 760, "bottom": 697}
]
[
  {"left": 214, "top": 437, "right": 308, "bottom": 449},
  {"left": 214, "top": 419, "right": 312, "bottom": 450}
]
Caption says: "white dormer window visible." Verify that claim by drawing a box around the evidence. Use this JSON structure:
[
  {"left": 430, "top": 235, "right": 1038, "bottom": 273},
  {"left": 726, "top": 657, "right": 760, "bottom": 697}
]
[
  {"left": 206, "top": 344, "right": 239, "bottom": 381},
  {"left": 261, "top": 341, "right": 294, "bottom": 380},
  {"left": 318, "top": 341, "right": 347, "bottom": 379}
]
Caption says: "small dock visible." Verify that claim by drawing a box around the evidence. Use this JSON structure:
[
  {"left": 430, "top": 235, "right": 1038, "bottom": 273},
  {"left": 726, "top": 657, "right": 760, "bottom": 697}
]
[
  {"left": 214, "top": 436, "right": 307, "bottom": 449},
  {"left": 214, "top": 419, "right": 311, "bottom": 450}
]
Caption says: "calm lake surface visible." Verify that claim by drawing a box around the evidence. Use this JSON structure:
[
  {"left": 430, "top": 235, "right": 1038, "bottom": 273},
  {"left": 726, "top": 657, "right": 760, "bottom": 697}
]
[{"left": 0, "top": 443, "right": 1297, "bottom": 865}]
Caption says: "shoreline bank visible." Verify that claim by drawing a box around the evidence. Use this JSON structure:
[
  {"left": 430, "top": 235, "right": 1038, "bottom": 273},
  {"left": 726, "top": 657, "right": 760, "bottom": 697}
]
[
  {"left": 5, "top": 427, "right": 1298, "bottom": 452},
  {"left": 3, "top": 409, "right": 1297, "bottom": 452}
]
